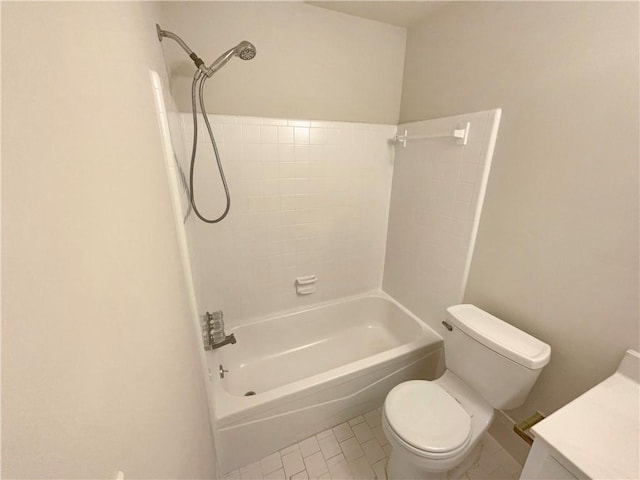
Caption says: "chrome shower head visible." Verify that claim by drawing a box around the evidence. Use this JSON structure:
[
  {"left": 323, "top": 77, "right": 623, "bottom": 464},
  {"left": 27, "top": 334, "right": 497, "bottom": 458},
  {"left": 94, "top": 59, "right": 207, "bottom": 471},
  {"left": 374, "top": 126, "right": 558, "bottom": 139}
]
[
  {"left": 205, "top": 40, "right": 257, "bottom": 77},
  {"left": 236, "top": 41, "right": 256, "bottom": 61}
]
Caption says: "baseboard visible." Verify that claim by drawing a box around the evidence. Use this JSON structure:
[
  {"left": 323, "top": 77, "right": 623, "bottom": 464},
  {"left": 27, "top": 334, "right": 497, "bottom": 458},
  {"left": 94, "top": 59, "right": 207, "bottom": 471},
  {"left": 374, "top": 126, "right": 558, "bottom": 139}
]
[{"left": 489, "top": 409, "right": 531, "bottom": 465}]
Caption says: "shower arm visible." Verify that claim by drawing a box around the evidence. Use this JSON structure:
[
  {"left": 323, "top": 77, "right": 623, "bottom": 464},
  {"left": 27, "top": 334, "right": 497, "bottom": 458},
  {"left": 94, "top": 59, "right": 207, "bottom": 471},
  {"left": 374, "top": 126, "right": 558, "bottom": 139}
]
[{"left": 156, "top": 24, "right": 209, "bottom": 76}]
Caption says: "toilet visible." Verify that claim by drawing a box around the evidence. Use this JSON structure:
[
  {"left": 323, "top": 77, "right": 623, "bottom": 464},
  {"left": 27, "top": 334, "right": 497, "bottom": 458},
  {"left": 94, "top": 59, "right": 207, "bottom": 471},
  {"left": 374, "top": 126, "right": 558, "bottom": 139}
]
[{"left": 382, "top": 304, "right": 551, "bottom": 479}]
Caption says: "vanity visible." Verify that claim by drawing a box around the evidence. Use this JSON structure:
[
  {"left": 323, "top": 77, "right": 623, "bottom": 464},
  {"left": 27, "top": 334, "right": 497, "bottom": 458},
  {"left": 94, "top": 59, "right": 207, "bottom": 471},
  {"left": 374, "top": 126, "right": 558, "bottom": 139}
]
[{"left": 520, "top": 349, "right": 639, "bottom": 479}]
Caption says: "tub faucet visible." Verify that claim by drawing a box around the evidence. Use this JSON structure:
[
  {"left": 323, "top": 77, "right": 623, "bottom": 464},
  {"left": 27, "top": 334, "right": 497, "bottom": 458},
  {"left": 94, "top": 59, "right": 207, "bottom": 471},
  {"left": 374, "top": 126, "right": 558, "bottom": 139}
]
[{"left": 202, "top": 310, "right": 237, "bottom": 351}]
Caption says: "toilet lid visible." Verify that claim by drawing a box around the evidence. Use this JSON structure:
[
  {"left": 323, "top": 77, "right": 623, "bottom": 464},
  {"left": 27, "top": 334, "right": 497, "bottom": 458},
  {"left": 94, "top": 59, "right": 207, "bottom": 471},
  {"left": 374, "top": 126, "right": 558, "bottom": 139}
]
[{"left": 385, "top": 381, "right": 472, "bottom": 454}]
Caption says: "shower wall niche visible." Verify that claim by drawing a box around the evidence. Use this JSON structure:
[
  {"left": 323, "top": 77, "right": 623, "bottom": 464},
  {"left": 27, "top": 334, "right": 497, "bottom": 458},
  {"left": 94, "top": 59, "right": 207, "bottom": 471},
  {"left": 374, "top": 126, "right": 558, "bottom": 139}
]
[{"left": 178, "top": 115, "right": 396, "bottom": 325}]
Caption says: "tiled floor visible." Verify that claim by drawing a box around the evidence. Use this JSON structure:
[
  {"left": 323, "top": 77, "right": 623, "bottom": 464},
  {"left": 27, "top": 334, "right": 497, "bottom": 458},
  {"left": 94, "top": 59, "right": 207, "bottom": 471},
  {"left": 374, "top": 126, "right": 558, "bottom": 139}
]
[{"left": 225, "top": 407, "right": 523, "bottom": 480}]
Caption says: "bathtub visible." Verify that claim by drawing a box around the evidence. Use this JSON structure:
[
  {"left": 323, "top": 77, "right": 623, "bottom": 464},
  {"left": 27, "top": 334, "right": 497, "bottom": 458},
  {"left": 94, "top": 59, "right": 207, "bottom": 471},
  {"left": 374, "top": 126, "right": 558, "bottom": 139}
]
[{"left": 207, "top": 292, "right": 444, "bottom": 472}]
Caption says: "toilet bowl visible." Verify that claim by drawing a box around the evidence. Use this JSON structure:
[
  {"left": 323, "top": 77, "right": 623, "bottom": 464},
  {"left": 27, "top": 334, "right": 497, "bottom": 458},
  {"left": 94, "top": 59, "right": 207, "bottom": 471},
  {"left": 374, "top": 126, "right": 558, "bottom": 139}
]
[{"left": 382, "top": 305, "right": 551, "bottom": 479}]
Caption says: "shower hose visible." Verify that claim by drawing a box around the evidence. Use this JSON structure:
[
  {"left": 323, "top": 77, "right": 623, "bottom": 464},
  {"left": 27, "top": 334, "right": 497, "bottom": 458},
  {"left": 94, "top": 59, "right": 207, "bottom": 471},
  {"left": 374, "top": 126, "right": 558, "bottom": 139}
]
[{"left": 188, "top": 70, "right": 230, "bottom": 223}]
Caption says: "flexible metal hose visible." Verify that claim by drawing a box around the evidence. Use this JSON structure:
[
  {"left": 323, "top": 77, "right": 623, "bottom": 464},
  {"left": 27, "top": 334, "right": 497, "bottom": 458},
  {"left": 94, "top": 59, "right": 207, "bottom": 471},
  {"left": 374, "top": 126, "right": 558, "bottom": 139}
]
[{"left": 188, "top": 70, "right": 231, "bottom": 223}]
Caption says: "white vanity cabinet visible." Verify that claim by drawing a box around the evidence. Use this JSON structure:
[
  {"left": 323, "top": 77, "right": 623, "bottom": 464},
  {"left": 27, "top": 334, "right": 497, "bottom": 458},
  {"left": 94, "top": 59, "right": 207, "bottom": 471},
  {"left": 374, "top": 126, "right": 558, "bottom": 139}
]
[{"left": 521, "top": 350, "right": 639, "bottom": 480}]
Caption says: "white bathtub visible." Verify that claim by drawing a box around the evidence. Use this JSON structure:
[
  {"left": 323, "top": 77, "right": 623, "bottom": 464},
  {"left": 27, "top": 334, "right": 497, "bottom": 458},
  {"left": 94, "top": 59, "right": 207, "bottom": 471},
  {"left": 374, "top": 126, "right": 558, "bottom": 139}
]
[{"left": 207, "top": 292, "right": 444, "bottom": 472}]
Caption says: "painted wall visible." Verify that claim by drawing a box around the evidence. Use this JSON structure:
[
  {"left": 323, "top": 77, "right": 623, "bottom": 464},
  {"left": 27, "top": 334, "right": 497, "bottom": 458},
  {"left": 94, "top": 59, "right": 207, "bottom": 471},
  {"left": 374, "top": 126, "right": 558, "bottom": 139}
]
[
  {"left": 400, "top": 0, "right": 639, "bottom": 431},
  {"left": 1, "top": 2, "right": 217, "bottom": 478},
  {"left": 155, "top": 2, "right": 406, "bottom": 124}
]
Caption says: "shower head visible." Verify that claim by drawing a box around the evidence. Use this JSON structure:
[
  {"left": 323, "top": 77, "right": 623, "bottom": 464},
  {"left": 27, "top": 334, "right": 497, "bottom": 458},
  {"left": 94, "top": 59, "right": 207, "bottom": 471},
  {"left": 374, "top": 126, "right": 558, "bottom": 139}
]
[
  {"left": 236, "top": 41, "right": 257, "bottom": 61},
  {"left": 205, "top": 40, "right": 257, "bottom": 77}
]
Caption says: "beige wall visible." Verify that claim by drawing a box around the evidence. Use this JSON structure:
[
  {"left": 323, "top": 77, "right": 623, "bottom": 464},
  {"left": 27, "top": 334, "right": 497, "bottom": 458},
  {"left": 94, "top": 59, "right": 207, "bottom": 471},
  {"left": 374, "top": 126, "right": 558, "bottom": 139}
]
[
  {"left": 401, "top": 0, "right": 639, "bottom": 427},
  {"left": 2, "top": 2, "right": 217, "bottom": 478},
  {"left": 155, "top": 2, "right": 406, "bottom": 124}
]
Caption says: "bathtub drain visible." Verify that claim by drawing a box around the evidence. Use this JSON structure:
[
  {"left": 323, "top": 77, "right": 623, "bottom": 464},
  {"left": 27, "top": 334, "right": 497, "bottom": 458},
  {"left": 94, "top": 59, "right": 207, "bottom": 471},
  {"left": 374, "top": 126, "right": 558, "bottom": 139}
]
[{"left": 244, "top": 391, "right": 256, "bottom": 396}]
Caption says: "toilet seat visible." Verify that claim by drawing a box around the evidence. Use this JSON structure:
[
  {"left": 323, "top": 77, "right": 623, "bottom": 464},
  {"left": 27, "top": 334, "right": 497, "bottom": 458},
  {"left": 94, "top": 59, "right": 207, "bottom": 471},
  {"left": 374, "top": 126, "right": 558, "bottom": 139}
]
[{"left": 384, "top": 380, "right": 472, "bottom": 458}]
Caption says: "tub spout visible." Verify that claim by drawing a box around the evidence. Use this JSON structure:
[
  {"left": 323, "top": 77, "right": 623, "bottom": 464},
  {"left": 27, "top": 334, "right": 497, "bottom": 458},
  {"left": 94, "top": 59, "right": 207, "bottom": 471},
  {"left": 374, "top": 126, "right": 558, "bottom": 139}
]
[{"left": 211, "top": 333, "right": 237, "bottom": 350}]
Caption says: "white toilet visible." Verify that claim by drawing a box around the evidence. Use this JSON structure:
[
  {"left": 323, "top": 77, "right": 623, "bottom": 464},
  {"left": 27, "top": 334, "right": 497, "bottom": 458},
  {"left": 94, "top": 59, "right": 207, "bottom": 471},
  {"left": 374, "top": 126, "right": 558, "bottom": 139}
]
[{"left": 382, "top": 304, "right": 551, "bottom": 479}]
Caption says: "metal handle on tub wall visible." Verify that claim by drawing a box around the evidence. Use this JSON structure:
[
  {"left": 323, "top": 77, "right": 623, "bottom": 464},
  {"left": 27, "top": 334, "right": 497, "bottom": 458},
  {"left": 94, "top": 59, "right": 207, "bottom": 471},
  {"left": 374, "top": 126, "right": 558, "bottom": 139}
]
[{"left": 219, "top": 364, "right": 229, "bottom": 379}]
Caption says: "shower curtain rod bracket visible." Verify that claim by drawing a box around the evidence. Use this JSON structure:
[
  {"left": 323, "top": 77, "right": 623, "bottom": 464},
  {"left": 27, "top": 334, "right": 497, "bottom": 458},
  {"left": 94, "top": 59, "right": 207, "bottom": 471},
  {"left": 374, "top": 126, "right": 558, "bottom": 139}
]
[{"left": 394, "top": 122, "right": 470, "bottom": 147}]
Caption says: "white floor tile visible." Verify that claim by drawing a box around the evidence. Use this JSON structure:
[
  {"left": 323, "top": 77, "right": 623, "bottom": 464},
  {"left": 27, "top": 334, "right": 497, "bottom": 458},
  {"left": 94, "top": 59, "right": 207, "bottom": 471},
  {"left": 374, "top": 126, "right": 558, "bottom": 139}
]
[
  {"left": 340, "top": 436, "right": 365, "bottom": 462},
  {"left": 326, "top": 454, "right": 352, "bottom": 479},
  {"left": 348, "top": 415, "right": 366, "bottom": 426},
  {"left": 240, "top": 461, "right": 263, "bottom": 480},
  {"left": 281, "top": 443, "right": 301, "bottom": 456},
  {"left": 364, "top": 410, "right": 381, "bottom": 429},
  {"left": 282, "top": 450, "right": 305, "bottom": 478},
  {"left": 371, "top": 458, "right": 387, "bottom": 480},
  {"left": 291, "top": 470, "right": 309, "bottom": 480},
  {"left": 318, "top": 433, "right": 342, "bottom": 460},
  {"left": 361, "top": 439, "right": 385, "bottom": 464},
  {"left": 333, "top": 422, "right": 354, "bottom": 442},
  {"left": 264, "top": 469, "right": 285, "bottom": 480},
  {"left": 371, "top": 425, "right": 387, "bottom": 446},
  {"left": 261, "top": 452, "right": 283, "bottom": 475},
  {"left": 299, "top": 436, "right": 321, "bottom": 457},
  {"left": 348, "top": 456, "right": 375, "bottom": 479},
  {"left": 382, "top": 444, "right": 392, "bottom": 457},
  {"left": 304, "top": 451, "right": 328, "bottom": 478},
  {"left": 352, "top": 422, "right": 374, "bottom": 444},
  {"left": 317, "top": 428, "right": 334, "bottom": 440}
]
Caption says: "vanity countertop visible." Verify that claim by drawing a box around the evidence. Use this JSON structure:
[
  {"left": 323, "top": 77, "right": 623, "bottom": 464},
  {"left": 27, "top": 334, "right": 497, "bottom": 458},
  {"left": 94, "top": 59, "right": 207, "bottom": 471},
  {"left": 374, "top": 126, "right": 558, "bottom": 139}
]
[{"left": 531, "top": 350, "right": 639, "bottom": 480}]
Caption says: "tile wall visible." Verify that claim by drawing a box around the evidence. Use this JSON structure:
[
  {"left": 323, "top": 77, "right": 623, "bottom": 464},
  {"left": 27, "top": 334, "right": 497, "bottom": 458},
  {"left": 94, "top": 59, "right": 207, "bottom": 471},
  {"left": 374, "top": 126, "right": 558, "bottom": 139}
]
[
  {"left": 177, "top": 114, "right": 396, "bottom": 325},
  {"left": 383, "top": 110, "right": 501, "bottom": 336}
]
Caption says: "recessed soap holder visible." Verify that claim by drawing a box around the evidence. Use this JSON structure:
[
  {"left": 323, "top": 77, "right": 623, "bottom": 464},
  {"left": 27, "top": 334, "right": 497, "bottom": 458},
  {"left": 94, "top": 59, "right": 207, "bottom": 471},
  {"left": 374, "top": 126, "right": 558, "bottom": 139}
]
[{"left": 295, "top": 275, "right": 317, "bottom": 295}]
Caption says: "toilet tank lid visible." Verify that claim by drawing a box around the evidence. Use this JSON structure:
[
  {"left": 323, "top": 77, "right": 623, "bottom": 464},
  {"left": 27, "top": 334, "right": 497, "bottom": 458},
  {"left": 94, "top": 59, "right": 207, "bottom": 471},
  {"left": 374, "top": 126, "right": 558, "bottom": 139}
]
[{"left": 446, "top": 305, "right": 551, "bottom": 369}]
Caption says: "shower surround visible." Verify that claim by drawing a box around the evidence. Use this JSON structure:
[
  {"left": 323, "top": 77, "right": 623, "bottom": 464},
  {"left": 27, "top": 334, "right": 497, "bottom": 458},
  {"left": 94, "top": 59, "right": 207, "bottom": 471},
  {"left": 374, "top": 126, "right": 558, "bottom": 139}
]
[{"left": 178, "top": 114, "right": 396, "bottom": 325}]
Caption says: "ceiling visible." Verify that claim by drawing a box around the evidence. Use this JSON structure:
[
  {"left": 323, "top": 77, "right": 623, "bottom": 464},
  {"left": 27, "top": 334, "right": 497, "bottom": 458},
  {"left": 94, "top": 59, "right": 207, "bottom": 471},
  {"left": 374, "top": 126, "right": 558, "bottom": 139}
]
[{"left": 307, "top": 1, "right": 449, "bottom": 28}]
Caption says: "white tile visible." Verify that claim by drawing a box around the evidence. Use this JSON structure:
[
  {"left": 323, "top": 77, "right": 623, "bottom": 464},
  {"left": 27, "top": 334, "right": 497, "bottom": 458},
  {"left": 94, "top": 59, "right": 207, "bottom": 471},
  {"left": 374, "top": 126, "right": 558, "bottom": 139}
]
[
  {"left": 480, "top": 434, "right": 502, "bottom": 456},
  {"left": 348, "top": 456, "right": 375, "bottom": 479},
  {"left": 282, "top": 450, "right": 306, "bottom": 478},
  {"left": 361, "top": 439, "right": 385, "bottom": 464},
  {"left": 382, "top": 444, "right": 391, "bottom": 457},
  {"left": 264, "top": 469, "right": 285, "bottom": 480},
  {"left": 223, "top": 123, "right": 243, "bottom": 143},
  {"left": 303, "top": 451, "right": 328, "bottom": 478},
  {"left": 299, "top": 436, "right": 321, "bottom": 457},
  {"left": 339, "top": 437, "right": 364, "bottom": 462},
  {"left": 261, "top": 125, "right": 279, "bottom": 144},
  {"left": 243, "top": 124, "right": 262, "bottom": 143},
  {"left": 240, "top": 461, "right": 262, "bottom": 479},
  {"left": 294, "top": 127, "right": 310, "bottom": 145},
  {"left": 352, "top": 422, "right": 374, "bottom": 444},
  {"left": 318, "top": 433, "right": 342, "bottom": 460},
  {"left": 291, "top": 470, "right": 309, "bottom": 480},
  {"left": 326, "top": 454, "right": 352, "bottom": 479},
  {"left": 371, "top": 459, "right": 387, "bottom": 480},
  {"left": 364, "top": 410, "right": 382, "bottom": 429},
  {"left": 371, "top": 425, "right": 388, "bottom": 446},
  {"left": 309, "top": 128, "right": 325, "bottom": 145},
  {"left": 348, "top": 416, "right": 366, "bottom": 427},
  {"left": 261, "top": 452, "right": 283, "bottom": 475},
  {"left": 332, "top": 422, "right": 354, "bottom": 442},
  {"left": 278, "top": 126, "right": 294, "bottom": 144},
  {"left": 281, "top": 443, "right": 301, "bottom": 456},
  {"left": 316, "top": 429, "right": 334, "bottom": 440},
  {"left": 288, "top": 119, "right": 311, "bottom": 127}
]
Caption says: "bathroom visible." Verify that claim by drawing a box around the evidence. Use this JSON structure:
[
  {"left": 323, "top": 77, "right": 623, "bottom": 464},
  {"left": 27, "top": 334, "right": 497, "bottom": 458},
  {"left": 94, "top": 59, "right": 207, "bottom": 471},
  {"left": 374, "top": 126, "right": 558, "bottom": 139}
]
[{"left": 2, "top": 1, "right": 638, "bottom": 479}]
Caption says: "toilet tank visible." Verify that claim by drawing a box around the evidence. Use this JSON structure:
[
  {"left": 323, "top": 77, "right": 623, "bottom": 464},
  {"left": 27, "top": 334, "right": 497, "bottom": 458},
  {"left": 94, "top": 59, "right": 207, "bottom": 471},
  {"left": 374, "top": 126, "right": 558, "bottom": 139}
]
[{"left": 444, "top": 305, "right": 551, "bottom": 410}]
